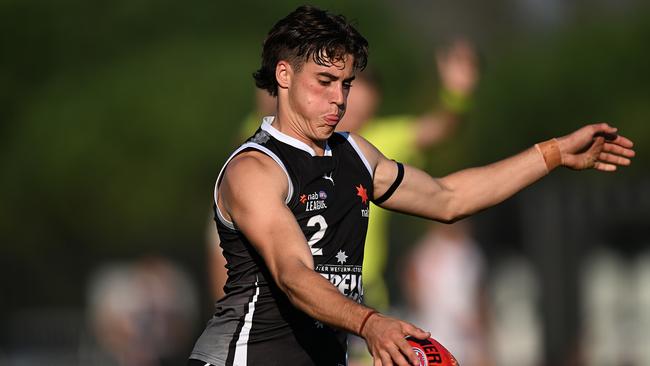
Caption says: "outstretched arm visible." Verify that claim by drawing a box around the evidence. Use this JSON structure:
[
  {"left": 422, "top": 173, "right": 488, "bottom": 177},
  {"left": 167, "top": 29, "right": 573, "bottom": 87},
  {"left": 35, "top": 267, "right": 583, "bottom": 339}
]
[
  {"left": 357, "top": 123, "right": 634, "bottom": 222},
  {"left": 218, "top": 150, "right": 429, "bottom": 366}
]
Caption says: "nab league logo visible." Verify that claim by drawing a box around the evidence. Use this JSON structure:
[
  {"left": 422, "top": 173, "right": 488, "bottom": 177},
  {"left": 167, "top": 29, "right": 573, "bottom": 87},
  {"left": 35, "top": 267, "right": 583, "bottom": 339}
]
[{"left": 300, "top": 191, "right": 327, "bottom": 212}]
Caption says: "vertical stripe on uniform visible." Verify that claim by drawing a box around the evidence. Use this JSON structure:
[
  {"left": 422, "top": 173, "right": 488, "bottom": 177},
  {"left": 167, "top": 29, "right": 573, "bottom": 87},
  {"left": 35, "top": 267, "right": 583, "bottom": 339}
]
[{"left": 232, "top": 276, "right": 260, "bottom": 366}]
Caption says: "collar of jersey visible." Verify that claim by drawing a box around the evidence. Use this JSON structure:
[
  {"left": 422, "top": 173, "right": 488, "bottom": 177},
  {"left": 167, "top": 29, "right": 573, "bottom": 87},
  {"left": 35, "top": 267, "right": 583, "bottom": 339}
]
[{"left": 261, "top": 116, "right": 332, "bottom": 157}]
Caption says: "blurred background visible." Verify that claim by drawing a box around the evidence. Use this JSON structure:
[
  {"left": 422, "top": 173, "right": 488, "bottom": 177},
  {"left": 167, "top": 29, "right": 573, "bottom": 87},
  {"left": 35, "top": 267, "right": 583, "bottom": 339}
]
[{"left": 1, "top": 0, "right": 649, "bottom": 365}]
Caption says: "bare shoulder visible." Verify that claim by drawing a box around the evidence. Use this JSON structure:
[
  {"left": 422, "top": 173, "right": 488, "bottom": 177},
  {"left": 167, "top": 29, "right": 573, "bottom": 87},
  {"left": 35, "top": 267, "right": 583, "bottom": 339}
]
[
  {"left": 346, "top": 132, "right": 384, "bottom": 170},
  {"left": 221, "top": 149, "right": 288, "bottom": 201},
  {"left": 226, "top": 150, "right": 284, "bottom": 177}
]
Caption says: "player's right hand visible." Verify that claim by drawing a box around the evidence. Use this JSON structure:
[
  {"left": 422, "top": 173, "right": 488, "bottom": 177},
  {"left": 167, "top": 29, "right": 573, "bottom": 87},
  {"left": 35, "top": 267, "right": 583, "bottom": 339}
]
[
  {"left": 556, "top": 123, "right": 635, "bottom": 171},
  {"left": 361, "top": 313, "right": 431, "bottom": 366}
]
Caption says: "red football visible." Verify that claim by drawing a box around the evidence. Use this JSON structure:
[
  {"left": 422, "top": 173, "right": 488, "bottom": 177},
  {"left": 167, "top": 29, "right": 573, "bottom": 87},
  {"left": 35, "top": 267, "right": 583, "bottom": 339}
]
[{"left": 406, "top": 336, "right": 460, "bottom": 366}]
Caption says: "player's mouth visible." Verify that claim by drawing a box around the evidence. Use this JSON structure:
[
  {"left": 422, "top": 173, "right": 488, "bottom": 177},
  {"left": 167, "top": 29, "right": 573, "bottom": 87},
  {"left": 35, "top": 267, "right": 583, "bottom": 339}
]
[{"left": 324, "top": 114, "right": 340, "bottom": 126}]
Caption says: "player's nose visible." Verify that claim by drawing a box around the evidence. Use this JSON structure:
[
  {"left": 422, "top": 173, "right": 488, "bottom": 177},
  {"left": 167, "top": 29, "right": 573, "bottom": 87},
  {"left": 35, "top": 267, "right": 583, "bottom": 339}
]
[{"left": 331, "top": 83, "right": 345, "bottom": 107}]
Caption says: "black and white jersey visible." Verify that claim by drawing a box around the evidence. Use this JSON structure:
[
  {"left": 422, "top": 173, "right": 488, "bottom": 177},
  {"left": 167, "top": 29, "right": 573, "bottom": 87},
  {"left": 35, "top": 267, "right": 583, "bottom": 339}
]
[{"left": 190, "top": 117, "right": 374, "bottom": 366}]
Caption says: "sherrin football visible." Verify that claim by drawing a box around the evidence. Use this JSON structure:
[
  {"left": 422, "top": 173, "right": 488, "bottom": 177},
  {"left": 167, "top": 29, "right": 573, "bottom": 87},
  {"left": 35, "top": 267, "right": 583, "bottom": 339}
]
[{"left": 406, "top": 336, "right": 459, "bottom": 366}]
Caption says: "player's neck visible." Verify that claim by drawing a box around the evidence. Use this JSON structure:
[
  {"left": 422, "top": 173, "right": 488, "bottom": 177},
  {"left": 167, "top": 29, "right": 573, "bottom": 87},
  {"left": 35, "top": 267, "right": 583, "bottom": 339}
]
[{"left": 273, "top": 111, "right": 328, "bottom": 156}]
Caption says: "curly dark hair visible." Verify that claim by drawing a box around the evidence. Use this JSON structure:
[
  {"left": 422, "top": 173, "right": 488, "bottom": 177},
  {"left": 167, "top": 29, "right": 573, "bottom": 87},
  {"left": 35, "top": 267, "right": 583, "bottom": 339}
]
[{"left": 253, "top": 5, "right": 369, "bottom": 96}]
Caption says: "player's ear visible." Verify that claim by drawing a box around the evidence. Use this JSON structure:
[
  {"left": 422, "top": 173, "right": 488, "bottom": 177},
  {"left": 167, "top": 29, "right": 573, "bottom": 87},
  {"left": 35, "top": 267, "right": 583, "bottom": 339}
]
[{"left": 276, "top": 60, "right": 292, "bottom": 91}]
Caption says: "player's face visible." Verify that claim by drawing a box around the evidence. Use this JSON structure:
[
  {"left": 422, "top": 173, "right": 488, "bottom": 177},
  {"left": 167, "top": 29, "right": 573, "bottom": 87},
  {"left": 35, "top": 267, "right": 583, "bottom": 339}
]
[{"left": 286, "top": 54, "right": 356, "bottom": 141}]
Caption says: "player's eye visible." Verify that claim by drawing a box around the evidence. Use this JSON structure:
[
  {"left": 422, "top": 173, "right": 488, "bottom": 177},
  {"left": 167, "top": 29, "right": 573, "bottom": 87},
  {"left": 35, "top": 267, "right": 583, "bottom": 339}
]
[
  {"left": 318, "top": 80, "right": 332, "bottom": 86},
  {"left": 343, "top": 82, "right": 352, "bottom": 90}
]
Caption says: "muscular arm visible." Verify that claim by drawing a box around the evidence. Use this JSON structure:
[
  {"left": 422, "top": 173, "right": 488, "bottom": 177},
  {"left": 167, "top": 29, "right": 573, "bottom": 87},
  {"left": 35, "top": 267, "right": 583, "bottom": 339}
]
[
  {"left": 356, "top": 123, "right": 635, "bottom": 222},
  {"left": 380, "top": 145, "right": 547, "bottom": 222},
  {"left": 219, "top": 150, "right": 428, "bottom": 365}
]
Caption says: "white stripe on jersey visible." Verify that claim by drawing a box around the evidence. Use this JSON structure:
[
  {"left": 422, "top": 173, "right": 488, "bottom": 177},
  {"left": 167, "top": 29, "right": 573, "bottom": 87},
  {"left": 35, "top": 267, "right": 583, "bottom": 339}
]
[{"left": 233, "top": 276, "right": 260, "bottom": 366}]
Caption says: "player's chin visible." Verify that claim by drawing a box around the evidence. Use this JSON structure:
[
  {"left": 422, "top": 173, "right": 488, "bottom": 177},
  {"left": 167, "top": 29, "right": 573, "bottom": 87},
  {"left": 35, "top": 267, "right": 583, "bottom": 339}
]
[{"left": 316, "top": 124, "right": 337, "bottom": 140}]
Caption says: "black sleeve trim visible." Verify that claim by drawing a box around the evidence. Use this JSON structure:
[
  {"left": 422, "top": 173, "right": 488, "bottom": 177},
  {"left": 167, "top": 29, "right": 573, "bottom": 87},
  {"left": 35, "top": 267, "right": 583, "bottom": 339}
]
[{"left": 373, "top": 161, "right": 404, "bottom": 204}]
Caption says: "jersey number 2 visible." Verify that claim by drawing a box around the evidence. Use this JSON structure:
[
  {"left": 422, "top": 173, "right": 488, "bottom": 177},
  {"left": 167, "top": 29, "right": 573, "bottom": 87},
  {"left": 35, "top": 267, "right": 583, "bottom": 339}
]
[{"left": 306, "top": 215, "right": 327, "bottom": 256}]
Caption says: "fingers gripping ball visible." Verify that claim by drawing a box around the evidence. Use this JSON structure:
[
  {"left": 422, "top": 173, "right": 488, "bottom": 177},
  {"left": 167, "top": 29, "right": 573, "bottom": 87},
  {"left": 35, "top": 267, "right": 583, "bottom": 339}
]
[{"left": 406, "top": 336, "right": 460, "bottom": 366}]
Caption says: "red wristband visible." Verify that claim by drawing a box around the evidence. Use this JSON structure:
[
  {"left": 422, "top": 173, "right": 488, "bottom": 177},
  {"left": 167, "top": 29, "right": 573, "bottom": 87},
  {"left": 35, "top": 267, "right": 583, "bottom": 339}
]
[{"left": 359, "top": 309, "right": 378, "bottom": 335}]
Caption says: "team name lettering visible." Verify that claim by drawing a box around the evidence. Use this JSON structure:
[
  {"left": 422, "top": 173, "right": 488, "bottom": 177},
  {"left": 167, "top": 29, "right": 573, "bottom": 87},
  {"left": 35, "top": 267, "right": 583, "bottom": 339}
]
[
  {"left": 320, "top": 273, "right": 364, "bottom": 302},
  {"left": 361, "top": 208, "right": 369, "bottom": 217}
]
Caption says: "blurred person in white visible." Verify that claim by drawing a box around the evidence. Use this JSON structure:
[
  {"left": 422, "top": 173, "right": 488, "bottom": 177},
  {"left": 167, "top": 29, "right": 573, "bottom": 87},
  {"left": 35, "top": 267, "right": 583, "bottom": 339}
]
[
  {"left": 489, "top": 256, "right": 542, "bottom": 366},
  {"left": 86, "top": 256, "right": 198, "bottom": 366},
  {"left": 582, "top": 248, "right": 650, "bottom": 366},
  {"left": 402, "top": 220, "right": 494, "bottom": 366}
]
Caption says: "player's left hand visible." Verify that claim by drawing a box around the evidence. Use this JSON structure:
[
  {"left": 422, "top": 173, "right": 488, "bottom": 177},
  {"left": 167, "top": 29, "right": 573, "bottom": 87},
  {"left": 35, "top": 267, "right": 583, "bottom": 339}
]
[{"left": 557, "top": 123, "right": 635, "bottom": 171}]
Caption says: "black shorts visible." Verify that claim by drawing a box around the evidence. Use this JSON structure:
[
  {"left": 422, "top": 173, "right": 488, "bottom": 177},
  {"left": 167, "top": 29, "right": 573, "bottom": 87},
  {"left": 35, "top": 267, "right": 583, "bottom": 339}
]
[{"left": 188, "top": 359, "right": 214, "bottom": 366}]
